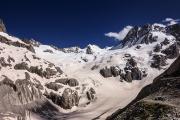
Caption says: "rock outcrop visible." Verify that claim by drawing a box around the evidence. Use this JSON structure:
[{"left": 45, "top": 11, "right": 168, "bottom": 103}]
[
  {"left": 0, "top": 19, "right": 6, "bottom": 32},
  {"left": 44, "top": 88, "right": 79, "bottom": 109}
]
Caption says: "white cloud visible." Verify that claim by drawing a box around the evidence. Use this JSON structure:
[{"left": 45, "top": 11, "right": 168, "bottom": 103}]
[
  {"left": 163, "top": 18, "right": 180, "bottom": 25},
  {"left": 105, "top": 25, "right": 133, "bottom": 41}
]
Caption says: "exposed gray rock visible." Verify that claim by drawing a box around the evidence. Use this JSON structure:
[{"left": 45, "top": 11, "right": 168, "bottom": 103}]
[
  {"left": 14, "top": 62, "right": 29, "bottom": 70},
  {"left": 60, "top": 88, "right": 79, "bottom": 109},
  {"left": 23, "top": 38, "right": 41, "bottom": 47},
  {"left": 55, "top": 78, "right": 68, "bottom": 85},
  {"left": 0, "top": 35, "right": 35, "bottom": 53},
  {"left": 124, "top": 71, "right": 132, "bottom": 82},
  {"left": 43, "top": 49, "right": 54, "bottom": 53},
  {"left": 100, "top": 67, "right": 113, "bottom": 78},
  {"left": 127, "top": 58, "right": 137, "bottom": 67},
  {"left": 7, "top": 56, "right": 15, "bottom": 63},
  {"left": 161, "top": 38, "right": 170, "bottom": 45},
  {"left": 86, "top": 88, "right": 96, "bottom": 101},
  {"left": 91, "top": 65, "right": 99, "bottom": 70},
  {"left": 161, "top": 43, "right": 179, "bottom": 59},
  {"left": 0, "top": 74, "right": 43, "bottom": 119},
  {"left": 151, "top": 55, "right": 167, "bottom": 69},
  {"left": 0, "top": 57, "right": 11, "bottom": 67},
  {"left": 44, "top": 92, "right": 62, "bottom": 106},
  {"left": 55, "top": 67, "right": 63, "bottom": 74},
  {"left": 0, "top": 19, "right": 6, "bottom": 32},
  {"left": 86, "top": 45, "right": 93, "bottom": 54},
  {"left": 29, "top": 66, "right": 44, "bottom": 77},
  {"left": 45, "top": 82, "right": 63, "bottom": 91},
  {"left": 110, "top": 66, "right": 121, "bottom": 77},
  {"left": 43, "top": 68, "right": 57, "bottom": 79},
  {"left": 44, "top": 88, "right": 79, "bottom": 109},
  {"left": 167, "top": 23, "right": 180, "bottom": 41},
  {"left": 55, "top": 78, "right": 79, "bottom": 87},
  {"left": 153, "top": 43, "right": 162, "bottom": 52},
  {"left": 131, "top": 67, "right": 142, "bottom": 80}
]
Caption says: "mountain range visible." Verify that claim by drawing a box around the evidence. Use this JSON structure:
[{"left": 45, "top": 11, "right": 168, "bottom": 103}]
[{"left": 0, "top": 18, "right": 179, "bottom": 120}]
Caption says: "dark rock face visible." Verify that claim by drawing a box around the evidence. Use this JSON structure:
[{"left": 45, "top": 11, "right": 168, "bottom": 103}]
[
  {"left": 43, "top": 68, "right": 57, "bottom": 79},
  {"left": 0, "top": 57, "right": 11, "bottom": 67},
  {"left": 43, "top": 49, "right": 54, "bottom": 53},
  {"left": 60, "top": 88, "right": 79, "bottom": 109},
  {"left": 153, "top": 43, "right": 162, "bottom": 52},
  {"left": 151, "top": 55, "right": 167, "bottom": 69},
  {"left": 131, "top": 67, "right": 142, "bottom": 80},
  {"left": 0, "top": 35, "right": 35, "bottom": 53},
  {"left": 161, "top": 38, "right": 170, "bottom": 45},
  {"left": 86, "top": 45, "right": 93, "bottom": 54},
  {"left": 45, "top": 88, "right": 79, "bottom": 109},
  {"left": 110, "top": 66, "right": 121, "bottom": 77},
  {"left": 0, "top": 19, "right": 6, "bottom": 32},
  {"left": 100, "top": 67, "right": 113, "bottom": 78},
  {"left": 23, "top": 38, "right": 41, "bottom": 47},
  {"left": 45, "top": 82, "right": 63, "bottom": 91},
  {"left": 44, "top": 92, "right": 62, "bottom": 106},
  {"left": 161, "top": 43, "right": 179, "bottom": 59},
  {"left": 86, "top": 88, "right": 96, "bottom": 101},
  {"left": 100, "top": 58, "right": 143, "bottom": 82},
  {"left": 127, "top": 58, "right": 137, "bottom": 67},
  {"left": 91, "top": 65, "right": 99, "bottom": 70},
  {"left": 167, "top": 23, "right": 180, "bottom": 41},
  {"left": 14, "top": 62, "right": 29, "bottom": 70},
  {"left": 120, "top": 24, "right": 165, "bottom": 48},
  {"left": 124, "top": 71, "right": 132, "bottom": 82},
  {"left": 55, "top": 78, "right": 79, "bottom": 87}
]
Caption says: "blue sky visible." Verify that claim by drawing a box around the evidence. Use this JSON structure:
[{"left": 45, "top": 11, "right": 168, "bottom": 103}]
[{"left": 0, "top": 0, "right": 180, "bottom": 48}]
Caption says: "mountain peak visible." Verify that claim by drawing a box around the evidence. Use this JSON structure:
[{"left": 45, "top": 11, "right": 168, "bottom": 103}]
[{"left": 0, "top": 19, "right": 6, "bottom": 33}]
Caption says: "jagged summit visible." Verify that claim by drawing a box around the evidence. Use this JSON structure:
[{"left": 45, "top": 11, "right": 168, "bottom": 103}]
[
  {"left": 0, "top": 19, "right": 6, "bottom": 32},
  {"left": 112, "top": 22, "right": 179, "bottom": 49}
]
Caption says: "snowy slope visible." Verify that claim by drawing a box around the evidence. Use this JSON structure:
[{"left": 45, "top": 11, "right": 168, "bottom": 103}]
[{"left": 0, "top": 21, "right": 179, "bottom": 120}]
